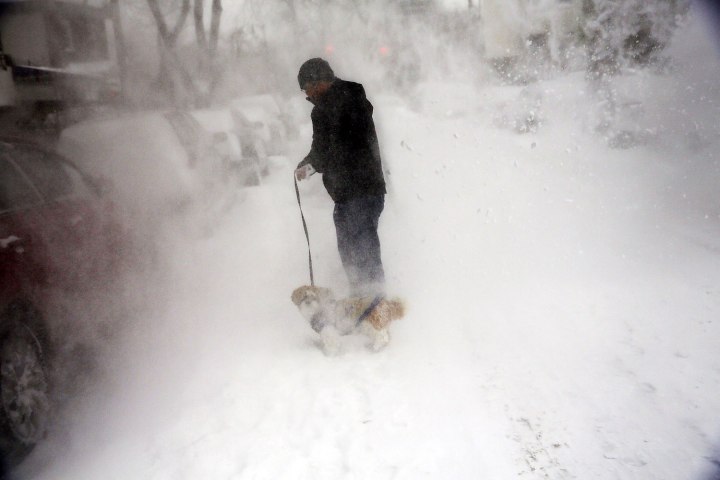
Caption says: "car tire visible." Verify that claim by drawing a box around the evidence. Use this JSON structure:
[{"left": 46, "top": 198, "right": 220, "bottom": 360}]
[{"left": 0, "top": 311, "right": 50, "bottom": 467}]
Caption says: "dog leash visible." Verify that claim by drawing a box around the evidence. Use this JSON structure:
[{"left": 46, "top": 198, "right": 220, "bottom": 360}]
[{"left": 294, "top": 176, "right": 315, "bottom": 286}]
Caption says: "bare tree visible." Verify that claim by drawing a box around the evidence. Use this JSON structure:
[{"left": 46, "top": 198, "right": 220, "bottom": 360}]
[
  {"left": 110, "top": 0, "right": 128, "bottom": 101},
  {"left": 209, "top": 0, "right": 223, "bottom": 57},
  {"left": 145, "top": 0, "right": 198, "bottom": 104},
  {"left": 147, "top": 0, "right": 190, "bottom": 49},
  {"left": 193, "top": 0, "right": 223, "bottom": 56},
  {"left": 193, "top": 1, "right": 223, "bottom": 60},
  {"left": 194, "top": 0, "right": 208, "bottom": 50},
  {"left": 145, "top": 0, "right": 224, "bottom": 106},
  {"left": 191, "top": 0, "right": 223, "bottom": 105}
]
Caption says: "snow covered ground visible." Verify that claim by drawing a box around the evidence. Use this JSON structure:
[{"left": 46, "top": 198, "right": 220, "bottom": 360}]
[{"left": 14, "top": 14, "right": 720, "bottom": 480}]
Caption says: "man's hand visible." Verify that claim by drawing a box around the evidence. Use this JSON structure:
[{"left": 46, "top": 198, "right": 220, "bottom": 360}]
[{"left": 295, "top": 164, "right": 316, "bottom": 181}]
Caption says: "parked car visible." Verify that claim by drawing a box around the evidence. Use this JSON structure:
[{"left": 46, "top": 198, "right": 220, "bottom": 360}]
[
  {"left": 175, "top": 109, "right": 268, "bottom": 186},
  {"left": 57, "top": 108, "right": 271, "bottom": 230},
  {"left": 0, "top": 139, "right": 125, "bottom": 465},
  {"left": 230, "top": 94, "right": 294, "bottom": 154},
  {"left": 58, "top": 112, "right": 214, "bottom": 222}
]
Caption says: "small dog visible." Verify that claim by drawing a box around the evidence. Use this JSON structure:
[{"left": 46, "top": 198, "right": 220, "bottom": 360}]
[{"left": 291, "top": 285, "right": 405, "bottom": 355}]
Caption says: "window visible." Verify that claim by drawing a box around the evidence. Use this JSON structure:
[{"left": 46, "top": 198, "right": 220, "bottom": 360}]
[
  {"left": 0, "top": 157, "right": 41, "bottom": 212},
  {"left": 11, "top": 148, "right": 91, "bottom": 202},
  {"left": 47, "top": 11, "right": 109, "bottom": 65}
]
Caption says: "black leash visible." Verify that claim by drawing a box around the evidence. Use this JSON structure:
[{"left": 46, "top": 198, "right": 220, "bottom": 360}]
[{"left": 294, "top": 176, "right": 315, "bottom": 286}]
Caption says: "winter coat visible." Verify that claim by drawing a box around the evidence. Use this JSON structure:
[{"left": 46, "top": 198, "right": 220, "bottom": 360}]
[{"left": 299, "top": 78, "right": 386, "bottom": 203}]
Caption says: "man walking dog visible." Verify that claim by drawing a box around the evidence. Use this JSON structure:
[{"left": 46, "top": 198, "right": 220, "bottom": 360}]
[{"left": 295, "top": 58, "right": 387, "bottom": 298}]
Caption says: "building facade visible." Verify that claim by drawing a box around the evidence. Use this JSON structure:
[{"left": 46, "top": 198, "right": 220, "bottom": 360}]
[{"left": 0, "top": 0, "right": 120, "bottom": 108}]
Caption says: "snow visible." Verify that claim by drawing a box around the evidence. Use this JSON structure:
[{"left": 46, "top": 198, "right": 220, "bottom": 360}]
[
  {"left": 58, "top": 112, "right": 200, "bottom": 218},
  {"left": 14, "top": 14, "right": 720, "bottom": 480}
]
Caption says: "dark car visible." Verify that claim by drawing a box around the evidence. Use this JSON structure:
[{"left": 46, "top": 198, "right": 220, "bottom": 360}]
[{"left": 0, "top": 139, "right": 125, "bottom": 466}]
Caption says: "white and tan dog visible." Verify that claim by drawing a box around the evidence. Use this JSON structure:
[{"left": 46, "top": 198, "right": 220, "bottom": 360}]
[{"left": 291, "top": 285, "right": 405, "bottom": 355}]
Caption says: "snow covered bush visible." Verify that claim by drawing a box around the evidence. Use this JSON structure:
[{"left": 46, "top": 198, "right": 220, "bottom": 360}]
[{"left": 582, "top": 0, "right": 690, "bottom": 77}]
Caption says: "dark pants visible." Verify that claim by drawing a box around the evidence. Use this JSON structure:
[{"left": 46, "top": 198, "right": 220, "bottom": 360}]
[{"left": 333, "top": 195, "right": 385, "bottom": 297}]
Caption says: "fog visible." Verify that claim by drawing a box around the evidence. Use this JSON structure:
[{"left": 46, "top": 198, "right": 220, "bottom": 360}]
[{"left": 7, "top": 1, "right": 720, "bottom": 479}]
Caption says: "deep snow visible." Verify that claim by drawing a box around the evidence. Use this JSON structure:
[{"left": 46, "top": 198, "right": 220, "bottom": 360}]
[{"left": 13, "top": 13, "right": 720, "bottom": 480}]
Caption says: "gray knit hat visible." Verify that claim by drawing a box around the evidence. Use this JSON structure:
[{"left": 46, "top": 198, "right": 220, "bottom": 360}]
[{"left": 297, "top": 58, "right": 335, "bottom": 89}]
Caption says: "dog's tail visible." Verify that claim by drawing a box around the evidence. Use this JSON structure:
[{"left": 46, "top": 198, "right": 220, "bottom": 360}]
[
  {"left": 386, "top": 298, "right": 406, "bottom": 320},
  {"left": 367, "top": 298, "right": 406, "bottom": 330}
]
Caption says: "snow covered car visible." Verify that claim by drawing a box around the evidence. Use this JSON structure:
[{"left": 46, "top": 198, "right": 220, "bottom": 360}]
[
  {"left": 58, "top": 111, "right": 219, "bottom": 221},
  {"left": 187, "top": 108, "right": 270, "bottom": 185},
  {"left": 57, "top": 109, "right": 269, "bottom": 227},
  {"left": 230, "top": 94, "right": 295, "bottom": 154},
  {"left": 0, "top": 139, "right": 125, "bottom": 465}
]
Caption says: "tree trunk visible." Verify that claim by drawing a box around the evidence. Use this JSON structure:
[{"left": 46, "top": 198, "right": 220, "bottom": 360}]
[
  {"left": 194, "top": 0, "right": 208, "bottom": 51},
  {"left": 147, "top": 0, "right": 190, "bottom": 48},
  {"left": 146, "top": 0, "right": 199, "bottom": 105},
  {"left": 109, "top": 0, "right": 127, "bottom": 103},
  {"left": 209, "top": 0, "right": 222, "bottom": 57}
]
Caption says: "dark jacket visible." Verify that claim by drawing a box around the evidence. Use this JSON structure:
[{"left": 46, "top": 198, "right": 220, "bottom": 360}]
[{"left": 299, "top": 79, "right": 386, "bottom": 203}]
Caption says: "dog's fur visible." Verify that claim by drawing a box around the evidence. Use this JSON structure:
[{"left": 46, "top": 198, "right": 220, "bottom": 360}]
[{"left": 291, "top": 285, "right": 405, "bottom": 355}]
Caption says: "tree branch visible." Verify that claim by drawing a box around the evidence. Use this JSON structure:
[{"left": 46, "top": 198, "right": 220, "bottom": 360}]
[
  {"left": 194, "top": 0, "right": 208, "bottom": 50},
  {"left": 147, "top": 0, "right": 190, "bottom": 47},
  {"left": 209, "top": 0, "right": 222, "bottom": 56},
  {"left": 169, "top": 0, "right": 191, "bottom": 44}
]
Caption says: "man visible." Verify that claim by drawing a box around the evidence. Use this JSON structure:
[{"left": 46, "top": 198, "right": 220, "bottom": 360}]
[{"left": 295, "top": 58, "right": 387, "bottom": 298}]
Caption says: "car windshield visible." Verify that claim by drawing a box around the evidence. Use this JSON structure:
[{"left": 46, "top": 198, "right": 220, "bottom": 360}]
[
  {"left": 0, "top": 156, "right": 42, "bottom": 213},
  {"left": 11, "top": 147, "right": 93, "bottom": 202}
]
